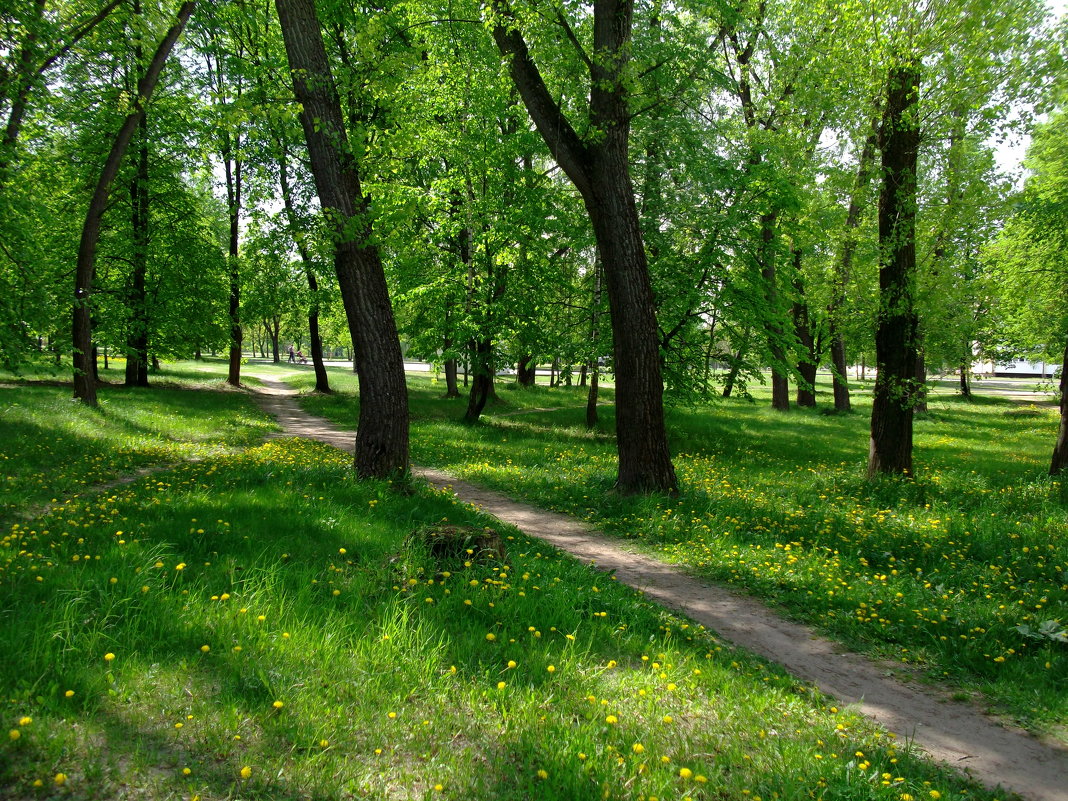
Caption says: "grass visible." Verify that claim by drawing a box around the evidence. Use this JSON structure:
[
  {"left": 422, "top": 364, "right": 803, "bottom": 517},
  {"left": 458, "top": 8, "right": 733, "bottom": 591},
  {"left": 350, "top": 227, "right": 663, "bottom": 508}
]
[
  {"left": 0, "top": 361, "right": 275, "bottom": 526},
  {"left": 1, "top": 426, "right": 1004, "bottom": 800},
  {"left": 0, "top": 359, "right": 1062, "bottom": 799},
  {"left": 278, "top": 363, "right": 1068, "bottom": 742}
]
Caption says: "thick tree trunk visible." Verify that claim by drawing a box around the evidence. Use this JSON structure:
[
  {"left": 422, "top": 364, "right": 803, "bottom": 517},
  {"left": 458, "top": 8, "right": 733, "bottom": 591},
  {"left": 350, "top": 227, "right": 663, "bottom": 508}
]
[
  {"left": 493, "top": 0, "right": 676, "bottom": 494},
  {"left": 517, "top": 354, "right": 536, "bottom": 386},
  {"left": 464, "top": 339, "right": 493, "bottom": 423},
  {"left": 959, "top": 358, "right": 972, "bottom": 397},
  {"left": 1050, "top": 338, "right": 1068, "bottom": 476},
  {"left": 868, "top": 65, "right": 920, "bottom": 478},
  {"left": 277, "top": 0, "right": 408, "bottom": 478},
  {"left": 125, "top": 113, "right": 150, "bottom": 388},
  {"left": 72, "top": 0, "right": 196, "bottom": 405},
  {"left": 443, "top": 332, "right": 459, "bottom": 398}
]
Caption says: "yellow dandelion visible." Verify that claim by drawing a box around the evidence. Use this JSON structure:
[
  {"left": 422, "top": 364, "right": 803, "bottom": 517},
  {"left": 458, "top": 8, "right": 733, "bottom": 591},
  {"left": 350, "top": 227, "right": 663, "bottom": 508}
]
[
  {"left": 536, "top": 769, "right": 548, "bottom": 780},
  {"left": 679, "top": 768, "right": 693, "bottom": 779},
  {"left": 485, "top": 633, "right": 496, "bottom": 641},
  {"left": 239, "top": 766, "right": 252, "bottom": 780},
  {"left": 54, "top": 773, "right": 67, "bottom": 786},
  {"left": 632, "top": 743, "right": 644, "bottom": 754},
  {"left": 546, "top": 665, "right": 556, "bottom": 673},
  {"left": 272, "top": 700, "right": 284, "bottom": 709},
  {"left": 18, "top": 716, "right": 31, "bottom": 726},
  {"left": 605, "top": 715, "right": 618, "bottom": 725},
  {"left": 104, "top": 652, "right": 115, "bottom": 662},
  {"left": 64, "top": 690, "right": 74, "bottom": 698},
  {"left": 8, "top": 729, "right": 19, "bottom": 740}
]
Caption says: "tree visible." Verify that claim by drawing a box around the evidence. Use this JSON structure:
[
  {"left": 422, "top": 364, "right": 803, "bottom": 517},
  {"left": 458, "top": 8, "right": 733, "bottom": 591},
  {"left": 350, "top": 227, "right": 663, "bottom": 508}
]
[
  {"left": 491, "top": 0, "right": 677, "bottom": 494},
  {"left": 72, "top": 0, "right": 196, "bottom": 405},
  {"left": 988, "top": 109, "right": 1068, "bottom": 475},
  {"left": 275, "top": 0, "right": 409, "bottom": 479}
]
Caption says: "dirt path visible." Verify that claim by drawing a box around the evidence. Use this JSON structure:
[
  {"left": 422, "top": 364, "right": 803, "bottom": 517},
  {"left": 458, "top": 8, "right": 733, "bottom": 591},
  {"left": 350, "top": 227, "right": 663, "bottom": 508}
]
[{"left": 250, "top": 379, "right": 1068, "bottom": 801}]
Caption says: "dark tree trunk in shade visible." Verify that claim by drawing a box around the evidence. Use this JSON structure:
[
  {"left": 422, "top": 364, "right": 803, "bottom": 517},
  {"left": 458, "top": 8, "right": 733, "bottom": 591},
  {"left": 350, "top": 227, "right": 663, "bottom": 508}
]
[
  {"left": 223, "top": 142, "right": 242, "bottom": 387},
  {"left": 758, "top": 214, "right": 789, "bottom": 411},
  {"left": 125, "top": 113, "right": 150, "bottom": 388},
  {"left": 493, "top": 0, "right": 676, "bottom": 493},
  {"left": 276, "top": 0, "right": 409, "bottom": 478},
  {"left": 72, "top": 0, "right": 196, "bottom": 405},
  {"left": 868, "top": 64, "right": 920, "bottom": 478},
  {"left": 443, "top": 337, "right": 459, "bottom": 398},
  {"left": 722, "top": 330, "right": 750, "bottom": 399},
  {"left": 517, "top": 355, "right": 536, "bottom": 386},
  {"left": 586, "top": 255, "right": 603, "bottom": 428},
  {"left": 464, "top": 339, "right": 493, "bottom": 423},
  {"left": 1050, "top": 337, "right": 1068, "bottom": 476},
  {"left": 959, "top": 359, "right": 971, "bottom": 397},
  {"left": 791, "top": 254, "right": 816, "bottom": 408},
  {"left": 914, "top": 351, "right": 928, "bottom": 414}
]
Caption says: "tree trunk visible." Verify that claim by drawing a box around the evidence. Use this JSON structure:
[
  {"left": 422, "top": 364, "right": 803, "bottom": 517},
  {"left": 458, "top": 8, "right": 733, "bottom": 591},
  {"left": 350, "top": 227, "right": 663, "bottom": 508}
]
[
  {"left": 443, "top": 336, "right": 459, "bottom": 398},
  {"left": 959, "top": 358, "right": 972, "bottom": 397},
  {"left": 829, "top": 126, "right": 878, "bottom": 414},
  {"left": 1050, "top": 337, "right": 1068, "bottom": 476},
  {"left": 223, "top": 141, "right": 242, "bottom": 387},
  {"left": 586, "top": 257, "right": 603, "bottom": 428},
  {"left": 124, "top": 111, "right": 150, "bottom": 388},
  {"left": 868, "top": 64, "right": 920, "bottom": 478},
  {"left": 791, "top": 254, "right": 817, "bottom": 408},
  {"left": 722, "top": 329, "right": 750, "bottom": 399},
  {"left": 464, "top": 339, "right": 493, "bottom": 423},
  {"left": 277, "top": 141, "right": 330, "bottom": 392},
  {"left": 914, "top": 351, "right": 928, "bottom": 414},
  {"left": 759, "top": 215, "right": 790, "bottom": 411},
  {"left": 517, "top": 354, "right": 536, "bottom": 386},
  {"left": 277, "top": 0, "right": 408, "bottom": 479},
  {"left": 493, "top": 0, "right": 676, "bottom": 494},
  {"left": 72, "top": 0, "right": 196, "bottom": 405}
]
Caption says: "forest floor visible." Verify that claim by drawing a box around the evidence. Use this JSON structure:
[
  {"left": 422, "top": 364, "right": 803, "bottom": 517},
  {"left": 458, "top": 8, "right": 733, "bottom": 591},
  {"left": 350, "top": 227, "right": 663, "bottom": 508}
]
[{"left": 251, "top": 376, "right": 1068, "bottom": 801}]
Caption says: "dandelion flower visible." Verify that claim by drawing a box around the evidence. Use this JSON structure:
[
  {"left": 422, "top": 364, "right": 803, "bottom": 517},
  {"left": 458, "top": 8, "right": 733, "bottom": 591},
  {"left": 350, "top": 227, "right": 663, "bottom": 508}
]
[
  {"left": 546, "top": 665, "right": 555, "bottom": 673},
  {"left": 54, "top": 773, "right": 67, "bottom": 786},
  {"left": 64, "top": 690, "right": 74, "bottom": 698},
  {"left": 485, "top": 633, "right": 496, "bottom": 642},
  {"left": 272, "top": 700, "right": 284, "bottom": 709},
  {"left": 497, "top": 681, "right": 506, "bottom": 690},
  {"left": 507, "top": 660, "right": 517, "bottom": 669},
  {"left": 182, "top": 768, "right": 191, "bottom": 776},
  {"left": 240, "top": 766, "right": 252, "bottom": 780},
  {"left": 104, "top": 652, "right": 115, "bottom": 662},
  {"left": 319, "top": 739, "right": 329, "bottom": 748},
  {"left": 605, "top": 715, "right": 618, "bottom": 725},
  {"left": 200, "top": 645, "right": 210, "bottom": 653},
  {"left": 18, "top": 717, "right": 31, "bottom": 726},
  {"left": 8, "top": 729, "right": 19, "bottom": 740},
  {"left": 536, "top": 769, "right": 548, "bottom": 780}
]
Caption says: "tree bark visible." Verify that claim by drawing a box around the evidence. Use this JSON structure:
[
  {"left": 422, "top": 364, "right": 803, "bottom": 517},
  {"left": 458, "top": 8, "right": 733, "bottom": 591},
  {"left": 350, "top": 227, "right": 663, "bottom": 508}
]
[
  {"left": 1050, "top": 337, "right": 1068, "bottom": 476},
  {"left": 517, "top": 355, "right": 537, "bottom": 386},
  {"left": 464, "top": 339, "right": 493, "bottom": 423},
  {"left": 759, "top": 214, "right": 790, "bottom": 411},
  {"left": 223, "top": 136, "right": 242, "bottom": 387},
  {"left": 72, "top": 0, "right": 196, "bottom": 405},
  {"left": 868, "top": 64, "right": 920, "bottom": 478},
  {"left": 492, "top": 0, "right": 676, "bottom": 493},
  {"left": 959, "top": 357, "right": 972, "bottom": 397},
  {"left": 791, "top": 253, "right": 817, "bottom": 408},
  {"left": 276, "top": 0, "right": 408, "bottom": 478},
  {"left": 278, "top": 142, "right": 330, "bottom": 392}
]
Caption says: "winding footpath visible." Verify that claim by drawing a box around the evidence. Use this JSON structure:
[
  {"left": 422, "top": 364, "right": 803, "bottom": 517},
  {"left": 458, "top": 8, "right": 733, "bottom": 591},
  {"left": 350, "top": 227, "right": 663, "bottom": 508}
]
[{"left": 251, "top": 378, "right": 1068, "bottom": 801}]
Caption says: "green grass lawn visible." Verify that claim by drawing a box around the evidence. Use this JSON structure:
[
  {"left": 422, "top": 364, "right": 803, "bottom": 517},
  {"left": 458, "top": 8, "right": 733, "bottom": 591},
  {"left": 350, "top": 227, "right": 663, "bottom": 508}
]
[
  {"left": 283, "top": 363, "right": 1068, "bottom": 742},
  {"left": 0, "top": 362, "right": 275, "bottom": 526},
  {"left": 1, "top": 360, "right": 1062, "bottom": 799}
]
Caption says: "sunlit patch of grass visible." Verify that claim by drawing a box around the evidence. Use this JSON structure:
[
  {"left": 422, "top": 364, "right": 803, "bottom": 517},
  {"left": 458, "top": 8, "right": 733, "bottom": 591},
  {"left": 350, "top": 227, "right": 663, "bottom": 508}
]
[
  {"left": 1, "top": 437, "right": 1002, "bottom": 799},
  {"left": 0, "top": 376, "right": 275, "bottom": 525}
]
